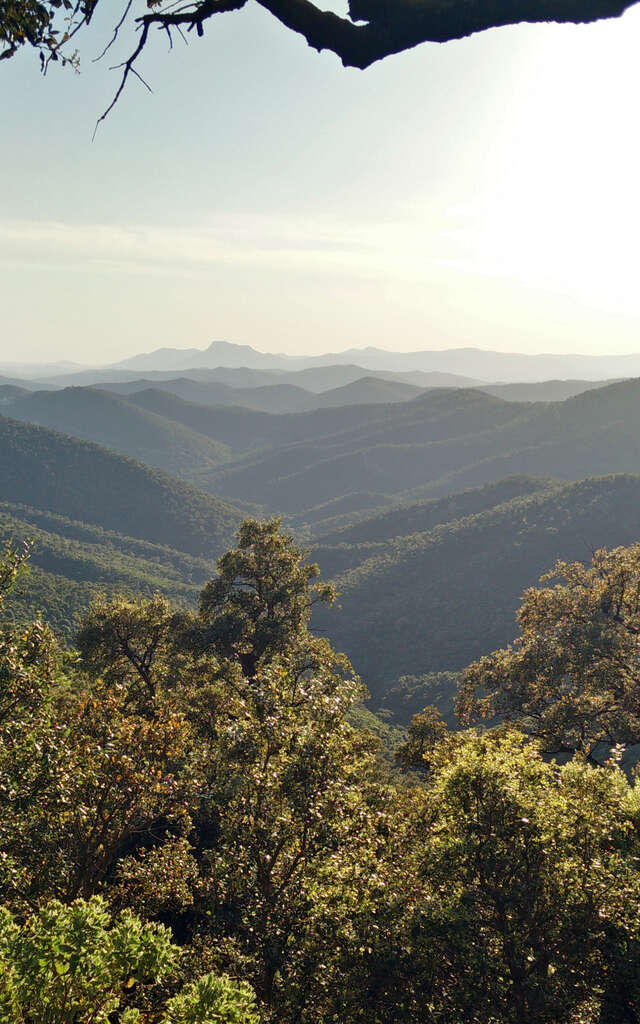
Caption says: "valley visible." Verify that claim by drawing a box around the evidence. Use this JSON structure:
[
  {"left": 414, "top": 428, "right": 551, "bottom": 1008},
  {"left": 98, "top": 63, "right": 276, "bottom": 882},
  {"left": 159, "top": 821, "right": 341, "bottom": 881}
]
[{"left": 4, "top": 341, "right": 640, "bottom": 724}]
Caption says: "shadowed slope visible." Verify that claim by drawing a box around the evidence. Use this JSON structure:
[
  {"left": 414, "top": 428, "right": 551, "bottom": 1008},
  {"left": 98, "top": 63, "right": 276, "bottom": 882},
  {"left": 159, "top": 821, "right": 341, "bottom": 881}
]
[
  {"left": 313, "top": 475, "right": 640, "bottom": 698},
  {"left": 7, "top": 387, "right": 231, "bottom": 482},
  {"left": 0, "top": 414, "right": 242, "bottom": 557}
]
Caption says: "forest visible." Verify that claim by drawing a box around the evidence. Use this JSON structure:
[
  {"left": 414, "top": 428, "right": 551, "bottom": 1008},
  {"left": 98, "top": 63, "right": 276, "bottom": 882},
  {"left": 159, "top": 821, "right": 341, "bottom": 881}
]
[
  {"left": 3, "top": 0, "right": 640, "bottom": 1013},
  {"left": 2, "top": 356, "right": 640, "bottom": 1022},
  {"left": 2, "top": 511, "right": 640, "bottom": 1023}
]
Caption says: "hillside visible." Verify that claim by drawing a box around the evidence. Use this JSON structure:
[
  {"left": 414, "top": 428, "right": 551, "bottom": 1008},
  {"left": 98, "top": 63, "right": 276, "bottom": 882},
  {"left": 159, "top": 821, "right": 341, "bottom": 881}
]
[
  {"left": 478, "top": 379, "right": 620, "bottom": 403},
  {"left": 209, "top": 389, "right": 536, "bottom": 510},
  {"left": 126, "top": 387, "right": 417, "bottom": 454},
  {"left": 0, "top": 502, "right": 218, "bottom": 638},
  {"left": 316, "top": 476, "right": 556, "bottom": 547},
  {"left": 110, "top": 375, "right": 424, "bottom": 413},
  {"left": 0, "top": 384, "right": 29, "bottom": 405},
  {"left": 5, "top": 387, "right": 231, "bottom": 483},
  {"left": 11, "top": 377, "right": 640, "bottom": 526},
  {"left": 313, "top": 475, "right": 640, "bottom": 700},
  {"left": 98, "top": 377, "right": 315, "bottom": 414},
  {"left": 310, "top": 377, "right": 423, "bottom": 408},
  {"left": 0, "top": 414, "right": 242, "bottom": 556},
  {"left": 209, "top": 379, "right": 640, "bottom": 513}
]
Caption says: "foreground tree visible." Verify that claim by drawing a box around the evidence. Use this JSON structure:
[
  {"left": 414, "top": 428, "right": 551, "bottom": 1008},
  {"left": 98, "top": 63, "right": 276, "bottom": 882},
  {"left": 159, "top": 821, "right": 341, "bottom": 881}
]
[
  {"left": 457, "top": 544, "right": 640, "bottom": 759},
  {"left": 5, "top": 526, "right": 640, "bottom": 1023},
  {"left": 1, "top": 0, "right": 637, "bottom": 80},
  {"left": 0, "top": 525, "right": 398, "bottom": 1023},
  {"left": 0, "top": 896, "right": 259, "bottom": 1024},
  {"left": 194, "top": 517, "right": 336, "bottom": 679},
  {"left": 409, "top": 729, "right": 640, "bottom": 1024}
]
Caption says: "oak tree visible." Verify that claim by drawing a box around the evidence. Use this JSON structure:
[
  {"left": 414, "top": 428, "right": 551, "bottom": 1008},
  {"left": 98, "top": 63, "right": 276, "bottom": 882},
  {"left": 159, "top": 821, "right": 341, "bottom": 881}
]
[{"left": 457, "top": 544, "right": 640, "bottom": 760}]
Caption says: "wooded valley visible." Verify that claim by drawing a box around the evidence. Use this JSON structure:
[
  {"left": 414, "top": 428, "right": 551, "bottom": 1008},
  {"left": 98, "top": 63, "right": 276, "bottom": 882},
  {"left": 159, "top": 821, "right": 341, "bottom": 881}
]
[{"left": 3, "top": 347, "right": 640, "bottom": 1022}]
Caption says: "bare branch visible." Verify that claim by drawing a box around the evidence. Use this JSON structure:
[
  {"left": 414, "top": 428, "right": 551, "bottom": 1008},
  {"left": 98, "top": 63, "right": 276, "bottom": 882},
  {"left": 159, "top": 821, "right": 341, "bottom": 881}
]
[
  {"left": 93, "top": 0, "right": 134, "bottom": 63},
  {"left": 44, "top": 0, "right": 636, "bottom": 128},
  {"left": 92, "top": 21, "right": 150, "bottom": 139}
]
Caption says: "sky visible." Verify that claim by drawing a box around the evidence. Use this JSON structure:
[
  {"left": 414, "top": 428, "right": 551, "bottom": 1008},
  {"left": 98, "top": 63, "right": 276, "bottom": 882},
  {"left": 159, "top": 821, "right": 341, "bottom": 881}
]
[{"left": 1, "top": 1, "right": 639, "bottom": 365}]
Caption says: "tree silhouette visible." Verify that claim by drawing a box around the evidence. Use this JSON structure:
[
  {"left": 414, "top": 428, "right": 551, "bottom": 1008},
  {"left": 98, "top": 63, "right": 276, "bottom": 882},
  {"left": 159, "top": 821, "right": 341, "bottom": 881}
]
[{"left": 2, "top": 0, "right": 637, "bottom": 74}]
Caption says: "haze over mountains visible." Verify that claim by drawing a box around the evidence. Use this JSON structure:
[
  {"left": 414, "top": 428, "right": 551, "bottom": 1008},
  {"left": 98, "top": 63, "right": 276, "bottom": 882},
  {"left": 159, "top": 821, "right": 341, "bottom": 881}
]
[
  {"left": 107, "top": 340, "right": 640, "bottom": 382},
  {"left": 4, "top": 338, "right": 640, "bottom": 386},
  {"left": 4, "top": 338, "right": 640, "bottom": 719}
]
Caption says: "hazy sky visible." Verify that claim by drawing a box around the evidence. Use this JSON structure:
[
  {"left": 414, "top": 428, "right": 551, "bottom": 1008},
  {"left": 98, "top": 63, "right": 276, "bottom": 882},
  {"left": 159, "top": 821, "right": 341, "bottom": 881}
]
[{"left": 1, "top": 2, "right": 639, "bottom": 364}]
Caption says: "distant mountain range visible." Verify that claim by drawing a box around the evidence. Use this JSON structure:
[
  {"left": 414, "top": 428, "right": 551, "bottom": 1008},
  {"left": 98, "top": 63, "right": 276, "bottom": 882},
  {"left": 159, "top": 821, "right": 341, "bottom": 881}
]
[
  {"left": 0, "top": 361, "right": 91, "bottom": 379},
  {"left": 7, "top": 340, "right": 640, "bottom": 386},
  {"left": 20, "top": 364, "right": 483, "bottom": 393},
  {"left": 6, "top": 377, "right": 640, "bottom": 514},
  {"left": 109, "top": 339, "right": 640, "bottom": 382}
]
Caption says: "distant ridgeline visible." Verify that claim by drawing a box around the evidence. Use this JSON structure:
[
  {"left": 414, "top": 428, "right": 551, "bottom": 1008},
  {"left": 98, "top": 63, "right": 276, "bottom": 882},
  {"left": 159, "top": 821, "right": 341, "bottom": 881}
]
[{"left": 4, "top": 371, "right": 640, "bottom": 718}]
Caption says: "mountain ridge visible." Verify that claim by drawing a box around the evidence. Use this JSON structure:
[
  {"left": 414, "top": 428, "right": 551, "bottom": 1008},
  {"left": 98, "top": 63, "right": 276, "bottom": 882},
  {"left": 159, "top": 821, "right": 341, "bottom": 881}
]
[{"left": 109, "top": 340, "right": 640, "bottom": 382}]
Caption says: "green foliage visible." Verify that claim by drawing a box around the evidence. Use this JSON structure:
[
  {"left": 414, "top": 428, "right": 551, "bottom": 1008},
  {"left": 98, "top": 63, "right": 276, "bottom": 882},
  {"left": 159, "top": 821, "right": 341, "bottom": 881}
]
[
  {"left": 0, "top": 897, "right": 178, "bottom": 1023},
  {"left": 197, "top": 517, "right": 336, "bottom": 678},
  {"left": 0, "top": 897, "right": 259, "bottom": 1024},
  {"left": 0, "top": 0, "right": 95, "bottom": 63},
  {"left": 0, "top": 542, "right": 66, "bottom": 901},
  {"left": 346, "top": 702, "right": 405, "bottom": 766},
  {"left": 4, "top": 522, "right": 640, "bottom": 1024},
  {"left": 410, "top": 730, "right": 640, "bottom": 1023},
  {"left": 76, "top": 593, "right": 180, "bottom": 694},
  {"left": 163, "top": 972, "right": 260, "bottom": 1024},
  {"left": 0, "top": 502, "right": 220, "bottom": 639},
  {"left": 395, "top": 705, "right": 449, "bottom": 771},
  {"left": 0, "top": 524, "right": 391, "bottom": 1022},
  {"left": 458, "top": 543, "right": 640, "bottom": 756}
]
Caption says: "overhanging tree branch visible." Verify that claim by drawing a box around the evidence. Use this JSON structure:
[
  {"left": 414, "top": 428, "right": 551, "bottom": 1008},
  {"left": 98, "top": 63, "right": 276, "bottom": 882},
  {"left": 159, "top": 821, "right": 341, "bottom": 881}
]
[
  {"left": 135, "top": 0, "right": 638, "bottom": 70},
  {"left": 253, "top": 0, "right": 637, "bottom": 67},
  {"left": 3, "top": 0, "right": 638, "bottom": 108}
]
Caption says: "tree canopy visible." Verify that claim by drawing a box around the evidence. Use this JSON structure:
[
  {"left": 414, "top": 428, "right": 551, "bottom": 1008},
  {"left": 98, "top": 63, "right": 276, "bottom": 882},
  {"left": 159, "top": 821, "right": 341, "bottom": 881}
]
[
  {"left": 3, "top": 528, "right": 640, "bottom": 1022},
  {"left": 457, "top": 544, "right": 640, "bottom": 760}
]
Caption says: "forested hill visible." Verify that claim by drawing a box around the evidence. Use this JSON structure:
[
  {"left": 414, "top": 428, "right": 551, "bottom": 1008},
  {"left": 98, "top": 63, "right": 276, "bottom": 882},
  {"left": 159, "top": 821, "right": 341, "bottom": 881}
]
[
  {"left": 208, "top": 388, "right": 533, "bottom": 509},
  {"left": 8, "top": 379, "right": 640, "bottom": 520},
  {"left": 0, "top": 501, "right": 219, "bottom": 638},
  {"left": 313, "top": 474, "right": 640, "bottom": 699},
  {"left": 6, "top": 375, "right": 640, "bottom": 711},
  {"left": 125, "top": 386, "right": 439, "bottom": 453},
  {"left": 0, "top": 415, "right": 242, "bottom": 556},
  {"left": 6, "top": 387, "right": 231, "bottom": 483},
  {"left": 100, "top": 374, "right": 423, "bottom": 413},
  {"left": 317, "top": 476, "right": 555, "bottom": 547},
  {"left": 100, "top": 377, "right": 317, "bottom": 414},
  {"left": 207, "top": 378, "right": 640, "bottom": 512}
]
